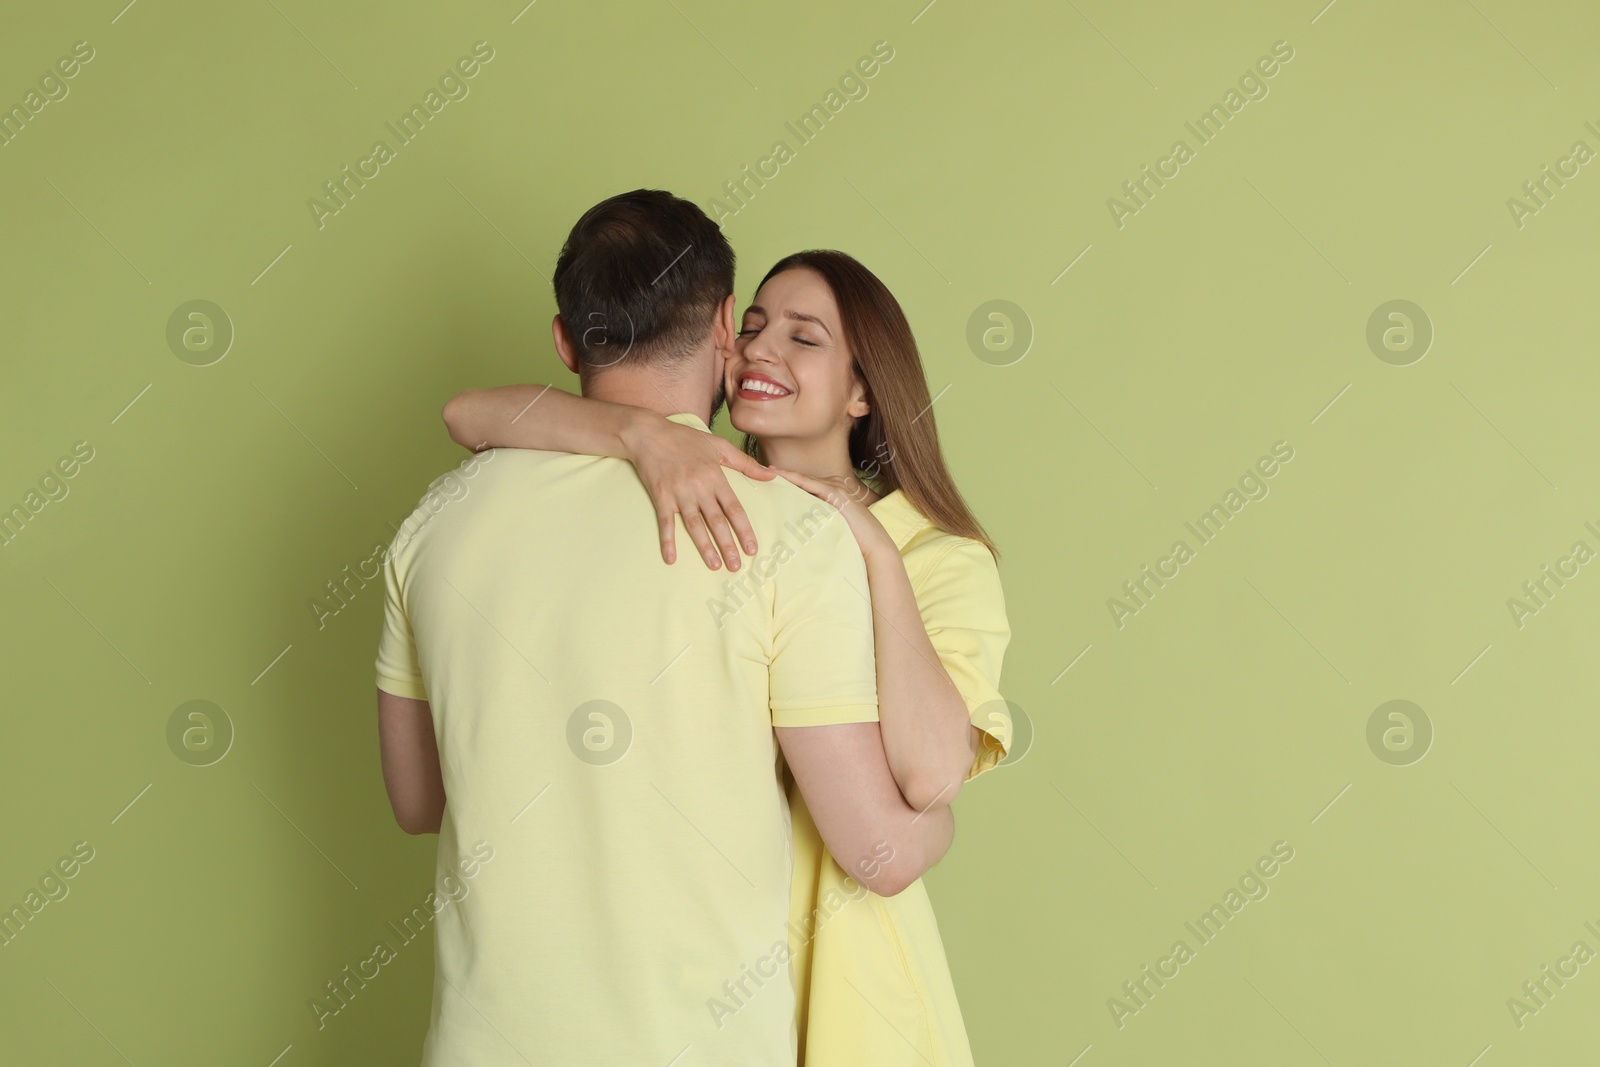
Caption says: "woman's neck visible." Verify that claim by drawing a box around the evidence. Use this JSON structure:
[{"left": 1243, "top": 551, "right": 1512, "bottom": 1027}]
[{"left": 760, "top": 435, "right": 880, "bottom": 504}]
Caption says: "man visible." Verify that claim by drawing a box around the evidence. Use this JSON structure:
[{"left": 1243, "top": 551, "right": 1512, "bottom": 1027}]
[{"left": 374, "top": 189, "right": 954, "bottom": 1066}]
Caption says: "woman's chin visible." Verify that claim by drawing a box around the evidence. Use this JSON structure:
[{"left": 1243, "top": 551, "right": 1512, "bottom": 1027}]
[{"left": 727, "top": 401, "right": 771, "bottom": 436}]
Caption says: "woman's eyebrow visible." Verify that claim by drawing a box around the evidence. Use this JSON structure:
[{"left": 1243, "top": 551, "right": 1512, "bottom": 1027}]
[
  {"left": 783, "top": 310, "right": 832, "bottom": 336},
  {"left": 743, "top": 305, "right": 833, "bottom": 337}
]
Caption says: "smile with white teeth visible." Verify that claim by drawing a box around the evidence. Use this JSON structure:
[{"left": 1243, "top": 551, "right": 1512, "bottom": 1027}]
[{"left": 740, "top": 377, "right": 791, "bottom": 396}]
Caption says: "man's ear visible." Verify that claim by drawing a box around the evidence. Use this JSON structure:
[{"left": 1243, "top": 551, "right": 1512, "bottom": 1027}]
[
  {"left": 712, "top": 293, "right": 738, "bottom": 359},
  {"left": 552, "top": 314, "right": 581, "bottom": 375}
]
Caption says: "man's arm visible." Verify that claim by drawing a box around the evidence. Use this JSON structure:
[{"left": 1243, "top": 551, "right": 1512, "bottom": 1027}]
[
  {"left": 377, "top": 688, "right": 445, "bottom": 835},
  {"left": 776, "top": 722, "right": 954, "bottom": 897}
]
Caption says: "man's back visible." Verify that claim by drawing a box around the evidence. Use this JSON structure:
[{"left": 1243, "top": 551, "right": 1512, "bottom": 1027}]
[{"left": 375, "top": 418, "right": 878, "bottom": 1066}]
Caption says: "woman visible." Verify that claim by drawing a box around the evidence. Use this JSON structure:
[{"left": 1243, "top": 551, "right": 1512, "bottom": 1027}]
[{"left": 442, "top": 250, "right": 1011, "bottom": 1066}]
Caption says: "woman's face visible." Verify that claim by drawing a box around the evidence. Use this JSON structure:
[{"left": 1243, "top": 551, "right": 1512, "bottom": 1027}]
[{"left": 724, "top": 267, "right": 869, "bottom": 444}]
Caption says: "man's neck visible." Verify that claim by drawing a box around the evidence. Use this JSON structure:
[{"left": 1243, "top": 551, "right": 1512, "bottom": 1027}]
[{"left": 584, "top": 367, "right": 711, "bottom": 425}]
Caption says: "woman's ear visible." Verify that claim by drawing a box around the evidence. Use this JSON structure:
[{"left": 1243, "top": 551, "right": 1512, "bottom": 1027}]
[{"left": 845, "top": 374, "right": 872, "bottom": 419}]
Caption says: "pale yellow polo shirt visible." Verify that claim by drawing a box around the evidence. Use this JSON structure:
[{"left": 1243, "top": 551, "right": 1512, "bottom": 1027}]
[
  {"left": 870, "top": 487, "right": 1012, "bottom": 774},
  {"left": 375, "top": 414, "right": 879, "bottom": 1067},
  {"left": 786, "top": 488, "right": 1011, "bottom": 1067}
]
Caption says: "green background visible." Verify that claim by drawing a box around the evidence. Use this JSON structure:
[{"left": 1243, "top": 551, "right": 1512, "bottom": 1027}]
[{"left": 3, "top": 0, "right": 1597, "bottom": 1063}]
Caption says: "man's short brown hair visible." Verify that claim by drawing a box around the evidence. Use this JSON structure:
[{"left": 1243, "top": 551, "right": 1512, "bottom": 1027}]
[{"left": 552, "top": 189, "right": 735, "bottom": 372}]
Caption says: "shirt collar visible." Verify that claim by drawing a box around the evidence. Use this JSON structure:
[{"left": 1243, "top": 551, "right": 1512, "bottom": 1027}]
[
  {"left": 869, "top": 489, "right": 930, "bottom": 552},
  {"left": 655, "top": 432, "right": 928, "bottom": 547},
  {"left": 664, "top": 413, "right": 710, "bottom": 431}
]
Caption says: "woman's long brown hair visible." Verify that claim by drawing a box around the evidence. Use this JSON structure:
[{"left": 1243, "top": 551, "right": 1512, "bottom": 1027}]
[{"left": 744, "top": 250, "right": 996, "bottom": 556}]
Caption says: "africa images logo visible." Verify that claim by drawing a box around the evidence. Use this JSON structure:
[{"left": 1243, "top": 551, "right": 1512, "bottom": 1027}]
[{"left": 1105, "top": 40, "right": 1296, "bottom": 229}]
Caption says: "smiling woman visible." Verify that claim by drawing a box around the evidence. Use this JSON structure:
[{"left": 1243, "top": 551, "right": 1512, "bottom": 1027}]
[{"left": 732, "top": 250, "right": 995, "bottom": 553}]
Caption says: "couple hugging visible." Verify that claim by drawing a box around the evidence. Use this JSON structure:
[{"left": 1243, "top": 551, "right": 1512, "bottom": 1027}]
[{"left": 375, "top": 188, "right": 1012, "bottom": 1066}]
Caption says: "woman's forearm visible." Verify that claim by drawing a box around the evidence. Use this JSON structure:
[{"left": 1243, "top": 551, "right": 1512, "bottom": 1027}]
[
  {"left": 864, "top": 549, "right": 982, "bottom": 811},
  {"left": 441, "top": 384, "right": 644, "bottom": 457}
]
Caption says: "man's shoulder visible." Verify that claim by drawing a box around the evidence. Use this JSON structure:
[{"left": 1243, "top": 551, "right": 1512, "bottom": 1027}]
[
  {"left": 427, "top": 447, "right": 619, "bottom": 493},
  {"left": 724, "top": 471, "right": 846, "bottom": 529},
  {"left": 718, "top": 475, "right": 866, "bottom": 591},
  {"left": 385, "top": 448, "right": 611, "bottom": 559}
]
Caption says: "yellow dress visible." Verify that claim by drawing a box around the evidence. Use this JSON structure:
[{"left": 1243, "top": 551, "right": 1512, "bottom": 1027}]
[{"left": 783, "top": 490, "right": 1012, "bottom": 1067}]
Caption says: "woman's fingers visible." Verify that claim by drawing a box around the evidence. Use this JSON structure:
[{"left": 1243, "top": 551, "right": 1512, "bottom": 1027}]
[
  {"left": 649, "top": 472, "right": 754, "bottom": 570},
  {"left": 678, "top": 507, "right": 723, "bottom": 570},
  {"left": 690, "top": 469, "right": 750, "bottom": 569},
  {"left": 772, "top": 467, "right": 830, "bottom": 501},
  {"left": 702, "top": 507, "right": 744, "bottom": 572},
  {"left": 656, "top": 508, "right": 681, "bottom": 565},
  {"left": 718, "top": 487, "right": 758, "bottom": 557},
  {"left": 777, "top": 468, "right": 853, "bottom": 512},
  {"left": 716, "top": 438, "right": 776, "bottom": 481}
]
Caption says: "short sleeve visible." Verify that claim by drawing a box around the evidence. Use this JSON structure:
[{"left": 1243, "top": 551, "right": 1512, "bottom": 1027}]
[
  {"left": 915, "top": 539, "right": 1011, "bottom": 781},
  {"left": 374, "top": 542, "right": 428, "bottom": 700},
  {"left": 767, "top": 503, "right": 880, "bottom": 728}
]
